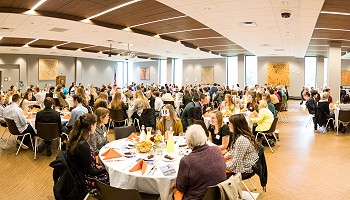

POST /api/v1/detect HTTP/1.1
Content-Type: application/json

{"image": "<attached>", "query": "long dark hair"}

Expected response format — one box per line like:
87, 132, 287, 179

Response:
20, 92, 32, 108
67, 113, 97, 154
229, 114, 258, 151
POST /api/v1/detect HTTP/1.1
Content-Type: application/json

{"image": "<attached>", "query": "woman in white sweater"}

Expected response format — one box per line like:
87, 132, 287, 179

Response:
20, 92, 38, 114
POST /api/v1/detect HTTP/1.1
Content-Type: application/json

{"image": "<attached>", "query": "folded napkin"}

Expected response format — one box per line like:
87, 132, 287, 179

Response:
127, 133, 139, 141
63, 113, 71, 119
26, 114, 35, 119
102, 148, 122, 160
129, 159, 148, 175
173, 188, 184, 200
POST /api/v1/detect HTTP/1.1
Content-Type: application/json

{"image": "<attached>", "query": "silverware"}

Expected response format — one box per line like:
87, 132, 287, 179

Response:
148, 166, 156, 175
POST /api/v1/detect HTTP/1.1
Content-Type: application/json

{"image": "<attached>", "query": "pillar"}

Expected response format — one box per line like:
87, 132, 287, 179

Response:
327, 42, 341, 102
316, 56, 324, 90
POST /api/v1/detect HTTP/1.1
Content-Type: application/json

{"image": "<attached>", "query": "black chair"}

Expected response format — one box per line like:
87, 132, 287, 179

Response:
96, 179, 145, 200
193, 119, 210, 137
139, 108, 156, 130
113, 126, 136, 140
202, 186, 221, 200
0, 122, 8, 144
274, 102, 287, 123
3, 118, 34, 155
163, 101, 175, 108
337, 110, 350, 135
255, 118, 279, 153
34, 122, 61, 159
108, 109, 127, 133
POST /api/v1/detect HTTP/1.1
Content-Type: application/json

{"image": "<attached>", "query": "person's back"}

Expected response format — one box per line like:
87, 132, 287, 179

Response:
177, 145, 226, 200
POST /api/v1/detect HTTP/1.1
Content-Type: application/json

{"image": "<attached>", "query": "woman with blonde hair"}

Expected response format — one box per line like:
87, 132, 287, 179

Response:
220, 94, 235, 111
130, 90, 150, 121
110, 92, 128, 120
208, 110, 231, 150
157, 104, 183, 136
250, 100, 274, 135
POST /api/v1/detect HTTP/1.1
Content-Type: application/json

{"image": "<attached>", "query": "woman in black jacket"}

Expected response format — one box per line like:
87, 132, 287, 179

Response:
67, 113, 109, 194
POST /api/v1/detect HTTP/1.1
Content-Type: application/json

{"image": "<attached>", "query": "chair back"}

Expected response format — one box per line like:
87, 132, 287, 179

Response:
140, 108, 156, 130
53, 98, 61, 107
266, 117, 278, 133
114, 126, 136, 140
193, 119, 210, 137
109, 109, 125, 122
36, 122, 61, 141
338, 110, 350, 122
187, 119, 194, 126
95, 180, 142, 200
164, 101, 175, 108
4, 118, 21, 135
274, 102, 282, 112
202, 186, 221, 200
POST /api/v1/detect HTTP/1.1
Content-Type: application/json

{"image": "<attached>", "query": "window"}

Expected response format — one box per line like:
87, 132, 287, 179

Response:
226, 56, 238, 89
304, 57, 317, 88
245, 55, 257, 86
159, 59, 167, 85
127, 61, 133, 85
173, 58, 183, 86
117, 62, 124, 87
324, 57, 328, 88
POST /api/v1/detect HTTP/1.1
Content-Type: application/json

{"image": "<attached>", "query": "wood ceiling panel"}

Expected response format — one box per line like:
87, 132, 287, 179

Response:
315, 14, 350, 30
312, 29, 347, 39
0, 37, 34, 46
309, 40, 330, 46
321, 0, 350, 14
29, 39, 66, 48
81, 46, 110, 53
95, 0, 182, 27
187, 38, 235, 47
161, 29, 221, 40
57, 42, 91, 50
0, 0, 38, 9
38, 0, 131, 19
307, 46, 328, 51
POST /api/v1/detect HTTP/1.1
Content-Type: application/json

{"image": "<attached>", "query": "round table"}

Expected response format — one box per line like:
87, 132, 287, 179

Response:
27, 114, 69, 133
99, 137, 189, 200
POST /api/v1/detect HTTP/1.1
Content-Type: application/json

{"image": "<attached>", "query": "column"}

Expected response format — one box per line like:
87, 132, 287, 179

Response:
316, 56, 324, 90
327, 42, 341, 102
167, 58, 173, 84
75, 57, 82, 84
237, 54, 245, 87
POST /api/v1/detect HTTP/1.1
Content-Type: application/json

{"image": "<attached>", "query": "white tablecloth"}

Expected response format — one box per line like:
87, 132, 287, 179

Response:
27, 116, 69, 133
174, 100, 182, 115
66, 98, 73, 108
100, 137, 189, 200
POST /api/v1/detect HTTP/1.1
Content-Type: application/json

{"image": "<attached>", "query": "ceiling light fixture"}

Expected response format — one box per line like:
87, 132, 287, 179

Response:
204, 7, 211, 11
281, 1, 289, 5
315, 27, 350, 32
55, 42, 70, 47
320, 11, 350, 16
86, 0, 141, 20
31, 0, 47, 11
181, 36, 224, 41
129, 15, 186, 28
24, 39, 39, 46
200, 44, 236, 48
160, 28, 210, 35
240, 22, 257, 27
80, 45, 96, 49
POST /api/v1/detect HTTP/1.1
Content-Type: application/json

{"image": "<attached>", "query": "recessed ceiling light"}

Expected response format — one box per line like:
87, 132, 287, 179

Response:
160, 28, 210, 35
181, 36, 224, 41
281, 1, 289, 5
240, 22, 257, 27
55, 42, 70, 47
24, 39, 39, 46
321, 11, 350, 16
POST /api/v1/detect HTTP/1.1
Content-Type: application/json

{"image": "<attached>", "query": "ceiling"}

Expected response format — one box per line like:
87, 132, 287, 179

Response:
0, 0, 347, 60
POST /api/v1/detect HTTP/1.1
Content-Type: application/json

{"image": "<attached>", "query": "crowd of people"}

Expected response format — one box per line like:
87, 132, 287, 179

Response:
0, 81, 283, 199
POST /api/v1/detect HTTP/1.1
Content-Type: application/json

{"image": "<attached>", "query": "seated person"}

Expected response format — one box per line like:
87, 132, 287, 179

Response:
145, 90, 155, 108
316, 92, 331, 130
5, 85, 20, 104
109, 92, 128, 121
269, 89, 279, 104
220, 94, 235, 112
94, 92, 108, 111
130, 90, 150, 122
181, 94, 209, 131
182, 89, 192, 108
3, 94, 36, 149
20, 92, 38, 114
339, 94, 350, 133
305, 90, 319, 130
45, 86, 55, 98
89, 108, 109, 157
161, 91, 175, 102
54, 85, 69, 108
35, 97, 64, 156
208, 111, 231, 151
250, 100, 274, 135
63, 94, 88, 134
176, 124, 227, 200
153, 91, 163, 116
67, 113, 109, 194
246, 95, 255, 112
33, 86, 45, 108
0, 95, 7, 126
157, 104, 183, 136
262, 93, 276, 117
225, 114, 259, 179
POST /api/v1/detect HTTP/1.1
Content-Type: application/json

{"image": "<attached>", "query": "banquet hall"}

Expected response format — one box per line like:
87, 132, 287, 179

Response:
0, 0, 350, 199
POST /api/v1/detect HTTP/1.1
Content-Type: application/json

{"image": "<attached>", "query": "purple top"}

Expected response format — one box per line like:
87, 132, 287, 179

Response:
176, 144, 227, 200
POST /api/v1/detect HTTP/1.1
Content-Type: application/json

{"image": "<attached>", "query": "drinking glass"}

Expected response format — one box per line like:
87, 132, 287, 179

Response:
146, 127, 152, 135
